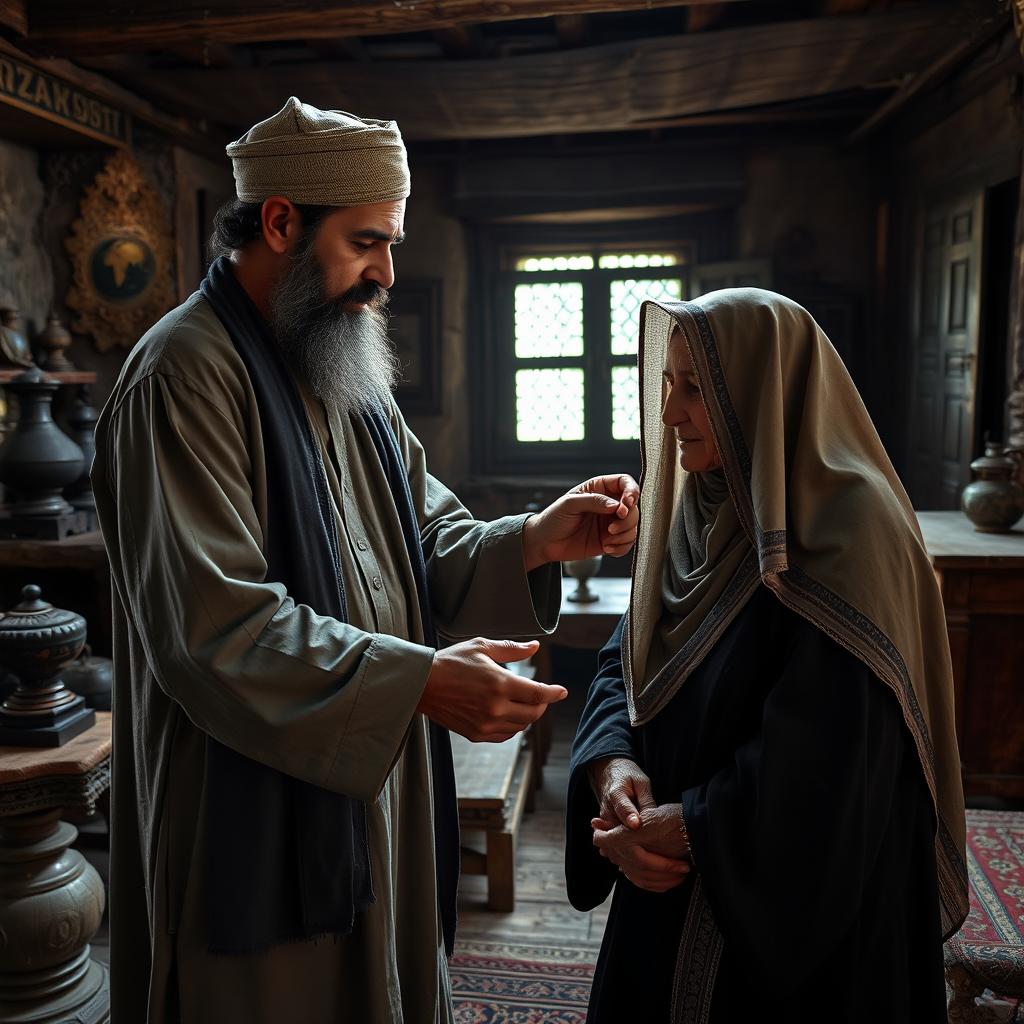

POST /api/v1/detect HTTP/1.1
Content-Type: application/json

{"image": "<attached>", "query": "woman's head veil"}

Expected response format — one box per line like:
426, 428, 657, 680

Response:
626, 288, 967, 938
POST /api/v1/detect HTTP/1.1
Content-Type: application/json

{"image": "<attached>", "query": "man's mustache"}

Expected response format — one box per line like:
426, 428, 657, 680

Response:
338, 281, 388, 308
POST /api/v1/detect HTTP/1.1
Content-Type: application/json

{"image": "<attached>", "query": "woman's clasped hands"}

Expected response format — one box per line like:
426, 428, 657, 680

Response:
586, 756, 692, 893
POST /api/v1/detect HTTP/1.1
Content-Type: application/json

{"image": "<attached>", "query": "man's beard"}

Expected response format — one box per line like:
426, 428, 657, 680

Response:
269, 229, 400, 417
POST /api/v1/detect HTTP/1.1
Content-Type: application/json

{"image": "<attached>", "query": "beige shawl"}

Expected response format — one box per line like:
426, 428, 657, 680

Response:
625, 288, 967, 939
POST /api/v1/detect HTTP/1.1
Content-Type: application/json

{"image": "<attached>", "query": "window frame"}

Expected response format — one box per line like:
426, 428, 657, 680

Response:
470, 220, 706, 479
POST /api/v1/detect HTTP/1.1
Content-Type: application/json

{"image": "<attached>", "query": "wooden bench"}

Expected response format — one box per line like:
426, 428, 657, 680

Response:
452, 729, 534, 912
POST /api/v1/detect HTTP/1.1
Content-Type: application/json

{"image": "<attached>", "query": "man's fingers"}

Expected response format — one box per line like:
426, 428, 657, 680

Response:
477, 638, 540, 664
500, 672, 567, 706
561, 492, 621, 517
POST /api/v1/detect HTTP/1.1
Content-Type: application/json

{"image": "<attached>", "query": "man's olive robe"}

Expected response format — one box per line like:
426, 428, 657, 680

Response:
92, 293, 560, 1023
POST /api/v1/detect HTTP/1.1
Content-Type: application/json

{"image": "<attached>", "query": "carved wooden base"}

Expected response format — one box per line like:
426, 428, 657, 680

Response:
0, 511, 89, 541
0, 698, 95, 748
0, 808, 109, 1023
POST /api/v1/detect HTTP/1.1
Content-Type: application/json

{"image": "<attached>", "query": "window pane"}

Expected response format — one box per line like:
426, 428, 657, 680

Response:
515, 282, 584, 358
612, 366, 640, 440
599, 253, 680, 270
610, 277, 682, 355
516, 369, 585, 441
515, 254, 594, 272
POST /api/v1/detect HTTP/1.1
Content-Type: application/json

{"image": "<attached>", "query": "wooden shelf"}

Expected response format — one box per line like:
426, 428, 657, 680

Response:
0, 368, 97, 385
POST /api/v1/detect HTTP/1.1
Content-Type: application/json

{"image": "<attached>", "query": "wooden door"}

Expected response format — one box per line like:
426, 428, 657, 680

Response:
910, 193, 984, 509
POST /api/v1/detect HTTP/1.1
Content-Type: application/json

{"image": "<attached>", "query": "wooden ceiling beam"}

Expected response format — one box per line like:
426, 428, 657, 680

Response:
0, 0, 26, 36
125, 4, 971, 142
847, 14, 1010, 143
26, 0, 750, 55
434, 26, 483, 59
0, 37, 230, 159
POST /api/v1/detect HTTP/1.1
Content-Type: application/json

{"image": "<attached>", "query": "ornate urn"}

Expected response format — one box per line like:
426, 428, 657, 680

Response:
64, 386, 98, 514
0, 584, 95, 746
0, 368, 84, 518
35, 312, 74, 372
0, 308, 33, 369
564, 555, 603, 604
961, 441, 1024, 533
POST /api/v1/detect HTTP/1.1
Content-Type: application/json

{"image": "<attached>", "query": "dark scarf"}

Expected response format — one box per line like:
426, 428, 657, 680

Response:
199, 257, 459, 955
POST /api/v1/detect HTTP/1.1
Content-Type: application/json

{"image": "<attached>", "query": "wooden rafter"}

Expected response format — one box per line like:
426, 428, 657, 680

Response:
0, 37, 229, 158
0, 0, 26, 35
118, 4, 970, 142
434, 26, 482, 59
847, 13, 1011, 143
26, 0, 749, 55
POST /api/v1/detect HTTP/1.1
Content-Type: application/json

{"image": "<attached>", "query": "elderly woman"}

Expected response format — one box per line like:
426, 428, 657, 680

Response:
565, 290, 967, 1022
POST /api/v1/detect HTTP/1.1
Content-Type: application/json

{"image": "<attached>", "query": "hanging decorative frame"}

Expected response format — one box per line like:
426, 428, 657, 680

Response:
1013, 0, 1024, 60
65, 150, 175, 351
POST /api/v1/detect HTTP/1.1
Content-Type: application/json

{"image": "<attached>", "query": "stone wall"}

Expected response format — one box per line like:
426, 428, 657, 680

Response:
395, 162, 470, 490
0, 140, 54, 334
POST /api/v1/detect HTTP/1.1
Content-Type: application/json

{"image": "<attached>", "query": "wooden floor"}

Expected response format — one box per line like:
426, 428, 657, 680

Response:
83, 690, 607, 963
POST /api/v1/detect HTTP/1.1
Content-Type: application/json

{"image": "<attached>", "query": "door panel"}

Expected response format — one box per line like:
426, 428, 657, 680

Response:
910, 192, 984, 509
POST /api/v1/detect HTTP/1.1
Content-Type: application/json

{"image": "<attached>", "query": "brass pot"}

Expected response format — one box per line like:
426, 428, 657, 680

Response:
961, 442, 1024, 533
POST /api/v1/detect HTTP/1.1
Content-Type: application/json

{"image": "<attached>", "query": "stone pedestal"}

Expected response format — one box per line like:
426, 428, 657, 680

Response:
0, 713, 111, 1024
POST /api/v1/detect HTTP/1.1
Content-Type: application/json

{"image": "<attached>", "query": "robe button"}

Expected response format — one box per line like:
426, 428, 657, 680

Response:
372, 576, 383, 590
357, 540, 368, 552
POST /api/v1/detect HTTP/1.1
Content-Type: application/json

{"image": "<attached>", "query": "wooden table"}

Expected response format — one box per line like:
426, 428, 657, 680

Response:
534, 575, 629, 682
0, 713, 111, 1024
917, 512, 1024, 801
532, 576, 629, 767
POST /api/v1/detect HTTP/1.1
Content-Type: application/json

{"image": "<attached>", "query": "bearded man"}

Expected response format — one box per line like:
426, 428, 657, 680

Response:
92, 97, 639, 1024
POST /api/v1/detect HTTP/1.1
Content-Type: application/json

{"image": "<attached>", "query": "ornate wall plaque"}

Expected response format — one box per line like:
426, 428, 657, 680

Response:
65, 151, 175, 351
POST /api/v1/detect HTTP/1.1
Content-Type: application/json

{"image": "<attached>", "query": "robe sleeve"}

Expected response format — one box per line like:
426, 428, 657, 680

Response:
681, 615, 915, 992
391, 403, 561, 641
564, 616, 637, 911
106, 372, 434, 804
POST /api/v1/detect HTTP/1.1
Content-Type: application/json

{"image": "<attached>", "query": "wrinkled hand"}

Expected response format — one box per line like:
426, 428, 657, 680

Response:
522, 474, 640, 571
586, 756, 655, 831
417, 638, 567, 743
592, 804, 691, 893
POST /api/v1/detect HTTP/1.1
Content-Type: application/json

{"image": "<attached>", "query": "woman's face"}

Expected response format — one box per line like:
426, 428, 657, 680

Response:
661, 327, 723, 473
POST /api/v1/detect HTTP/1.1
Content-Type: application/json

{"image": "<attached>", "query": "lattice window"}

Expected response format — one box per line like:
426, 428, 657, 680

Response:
505, 250, 685, 455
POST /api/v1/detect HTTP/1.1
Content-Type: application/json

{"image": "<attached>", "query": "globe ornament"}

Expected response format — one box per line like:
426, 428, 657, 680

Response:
65, 149, 175, 351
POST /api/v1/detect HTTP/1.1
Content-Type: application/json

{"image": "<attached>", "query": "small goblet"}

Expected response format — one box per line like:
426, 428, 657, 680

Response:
564, 555, 603, 604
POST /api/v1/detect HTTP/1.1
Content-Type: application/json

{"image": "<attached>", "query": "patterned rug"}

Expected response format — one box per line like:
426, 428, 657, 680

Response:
946, 809, 1024, 999
450, 940, 596, 1023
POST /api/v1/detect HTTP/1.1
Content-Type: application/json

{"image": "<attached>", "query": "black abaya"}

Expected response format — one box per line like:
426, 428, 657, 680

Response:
566, 585, 947, 1023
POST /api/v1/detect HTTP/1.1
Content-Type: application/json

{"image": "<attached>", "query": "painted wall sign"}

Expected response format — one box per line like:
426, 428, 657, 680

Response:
0, 55, 130, 147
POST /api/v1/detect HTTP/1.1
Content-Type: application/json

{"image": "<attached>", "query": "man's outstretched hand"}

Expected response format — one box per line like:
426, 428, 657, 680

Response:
417, 637, 567, 743
522, 474, 640, 571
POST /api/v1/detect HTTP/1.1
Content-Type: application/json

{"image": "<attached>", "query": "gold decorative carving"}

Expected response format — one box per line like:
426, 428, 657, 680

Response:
1013, 0, 1024, 60
65, 151, 174, 351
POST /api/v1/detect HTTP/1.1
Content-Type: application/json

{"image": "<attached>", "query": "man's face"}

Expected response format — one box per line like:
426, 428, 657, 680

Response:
268, 198, 407, 416
311, 199, 407, 308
